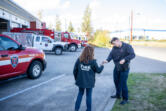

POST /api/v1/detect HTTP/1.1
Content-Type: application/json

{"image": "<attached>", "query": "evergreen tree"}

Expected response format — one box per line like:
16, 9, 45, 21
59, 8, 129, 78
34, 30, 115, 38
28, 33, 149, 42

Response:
81, 5, 93, 40
68, 21, 74, 32
55, 15, 62, 31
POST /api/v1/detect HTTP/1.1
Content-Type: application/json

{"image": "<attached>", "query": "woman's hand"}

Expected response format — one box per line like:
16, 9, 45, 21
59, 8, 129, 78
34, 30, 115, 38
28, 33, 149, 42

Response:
102, 60, 108, 65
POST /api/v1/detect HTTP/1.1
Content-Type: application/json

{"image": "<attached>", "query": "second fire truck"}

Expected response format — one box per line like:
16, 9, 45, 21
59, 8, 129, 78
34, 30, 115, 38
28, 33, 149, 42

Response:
11, 28, 82, 52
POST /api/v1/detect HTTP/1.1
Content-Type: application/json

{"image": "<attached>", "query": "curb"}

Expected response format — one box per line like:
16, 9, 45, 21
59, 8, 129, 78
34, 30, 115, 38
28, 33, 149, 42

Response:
103, 88, 116, 111
104, 98, 116, 111
96, 87, 116, 111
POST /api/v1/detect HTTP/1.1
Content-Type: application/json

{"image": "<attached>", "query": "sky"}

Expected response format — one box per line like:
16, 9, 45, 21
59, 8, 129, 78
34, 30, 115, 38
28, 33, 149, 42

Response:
13, 0, 166, 32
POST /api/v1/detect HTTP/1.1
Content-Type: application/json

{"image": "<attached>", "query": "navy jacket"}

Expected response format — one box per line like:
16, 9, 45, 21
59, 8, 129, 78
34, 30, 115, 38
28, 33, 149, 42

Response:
73, 59, 104, 88
107, 42, 135, 71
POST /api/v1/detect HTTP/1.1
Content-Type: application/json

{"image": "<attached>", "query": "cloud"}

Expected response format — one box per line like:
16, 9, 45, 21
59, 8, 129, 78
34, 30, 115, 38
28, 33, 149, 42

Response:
13, 0, 166, 31
61, 1, 71, 9
90, 0, 100, 10
14, 0, 60, 11
13, 0, 71, 27
13, 0, 70, 16
89, 0, 101, 25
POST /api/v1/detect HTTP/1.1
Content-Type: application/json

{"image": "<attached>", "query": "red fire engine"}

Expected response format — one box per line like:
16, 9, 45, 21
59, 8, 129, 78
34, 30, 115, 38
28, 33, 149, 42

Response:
11, 28, 82, 52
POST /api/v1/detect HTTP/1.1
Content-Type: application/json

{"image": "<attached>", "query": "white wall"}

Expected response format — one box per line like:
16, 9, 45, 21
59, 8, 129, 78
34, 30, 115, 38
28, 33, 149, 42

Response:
110, 30, 166, 40
0, 8, 30, 29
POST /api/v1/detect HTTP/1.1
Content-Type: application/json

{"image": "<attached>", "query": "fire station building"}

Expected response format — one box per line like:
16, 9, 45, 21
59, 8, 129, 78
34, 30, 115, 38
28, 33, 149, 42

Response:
0, 0, 45, 34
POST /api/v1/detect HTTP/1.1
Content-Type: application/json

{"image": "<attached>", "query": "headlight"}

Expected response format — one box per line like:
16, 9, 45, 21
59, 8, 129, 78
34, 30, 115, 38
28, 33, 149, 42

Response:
40, 50, 45, 59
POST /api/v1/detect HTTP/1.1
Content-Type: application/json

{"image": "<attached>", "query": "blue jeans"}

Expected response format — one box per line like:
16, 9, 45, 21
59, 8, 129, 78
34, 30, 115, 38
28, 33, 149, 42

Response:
75, 87, 93, 111
113, 67, 129, 100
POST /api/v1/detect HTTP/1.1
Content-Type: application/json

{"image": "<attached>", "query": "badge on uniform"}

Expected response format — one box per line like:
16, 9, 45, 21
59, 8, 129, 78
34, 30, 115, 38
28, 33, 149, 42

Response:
10, 55, 19, 68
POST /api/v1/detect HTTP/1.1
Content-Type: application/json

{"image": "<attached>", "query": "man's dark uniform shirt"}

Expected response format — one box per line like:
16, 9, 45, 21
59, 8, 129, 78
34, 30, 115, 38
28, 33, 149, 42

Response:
107, 42, 135, 71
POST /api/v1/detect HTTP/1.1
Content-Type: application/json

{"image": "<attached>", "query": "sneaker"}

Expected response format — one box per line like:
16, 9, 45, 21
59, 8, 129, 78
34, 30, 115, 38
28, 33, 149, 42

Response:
120, 100, 128, 105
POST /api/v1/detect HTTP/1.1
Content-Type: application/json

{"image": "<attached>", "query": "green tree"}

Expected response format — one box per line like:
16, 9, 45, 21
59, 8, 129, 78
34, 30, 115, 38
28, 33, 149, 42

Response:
92, 30, 110, 47
55, 15, 61, 31
68, 21, 74, 32
48, 23, 53, 29
81, 5, 93, 40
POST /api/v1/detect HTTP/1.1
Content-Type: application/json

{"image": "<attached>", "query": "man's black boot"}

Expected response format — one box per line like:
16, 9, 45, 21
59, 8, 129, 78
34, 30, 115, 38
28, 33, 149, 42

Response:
120, 100, 128, 105
111, 95, 121, 99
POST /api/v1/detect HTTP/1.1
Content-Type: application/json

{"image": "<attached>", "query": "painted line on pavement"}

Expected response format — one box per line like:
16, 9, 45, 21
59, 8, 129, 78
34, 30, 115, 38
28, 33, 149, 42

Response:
0, 74, 66, 102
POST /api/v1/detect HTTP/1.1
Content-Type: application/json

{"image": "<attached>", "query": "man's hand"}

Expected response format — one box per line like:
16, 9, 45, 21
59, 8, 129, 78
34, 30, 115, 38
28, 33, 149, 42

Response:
119, 59, 125, 64
102, 60, 108, 65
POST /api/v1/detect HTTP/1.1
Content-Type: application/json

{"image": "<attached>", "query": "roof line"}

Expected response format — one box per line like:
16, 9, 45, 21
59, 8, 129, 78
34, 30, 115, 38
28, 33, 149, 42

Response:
8, 0, 41, 22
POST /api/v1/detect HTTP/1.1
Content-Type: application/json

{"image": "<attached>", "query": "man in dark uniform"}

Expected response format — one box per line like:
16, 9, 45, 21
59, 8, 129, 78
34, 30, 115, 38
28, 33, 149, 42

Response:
103, 37, 135, 105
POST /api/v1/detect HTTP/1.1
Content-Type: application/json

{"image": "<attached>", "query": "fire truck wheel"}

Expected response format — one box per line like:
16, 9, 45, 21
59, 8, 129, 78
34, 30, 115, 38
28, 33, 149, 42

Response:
55, 47, 63, 55
69, 44, 77, 52
27, 61, 43, 79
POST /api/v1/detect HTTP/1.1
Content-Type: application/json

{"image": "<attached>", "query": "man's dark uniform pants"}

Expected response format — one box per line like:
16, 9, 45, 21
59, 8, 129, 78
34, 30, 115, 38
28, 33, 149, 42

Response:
113, 67, 129, 100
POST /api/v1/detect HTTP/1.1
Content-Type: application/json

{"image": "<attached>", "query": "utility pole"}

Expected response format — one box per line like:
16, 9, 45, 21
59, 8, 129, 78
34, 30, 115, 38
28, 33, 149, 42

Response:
130, 10, 133, 43
65, 18, 67, 31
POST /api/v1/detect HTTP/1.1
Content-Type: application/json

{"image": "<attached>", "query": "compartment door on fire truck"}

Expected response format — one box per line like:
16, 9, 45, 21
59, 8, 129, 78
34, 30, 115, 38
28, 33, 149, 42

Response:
34, 36, 42, 49
41, 36, 53, 51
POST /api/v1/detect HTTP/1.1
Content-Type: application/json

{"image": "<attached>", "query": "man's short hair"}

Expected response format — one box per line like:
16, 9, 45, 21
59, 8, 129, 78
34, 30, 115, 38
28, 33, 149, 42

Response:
110, 37, 119, 44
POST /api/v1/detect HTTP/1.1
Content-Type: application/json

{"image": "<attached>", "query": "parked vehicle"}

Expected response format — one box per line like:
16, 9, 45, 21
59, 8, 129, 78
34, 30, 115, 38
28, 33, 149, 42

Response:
0, 34, 47, 80
11, 28, 55, 39
74, 33, 88, 47
3, 32, 68, 55
55, 32, 81, 52
11, 28, 81, 52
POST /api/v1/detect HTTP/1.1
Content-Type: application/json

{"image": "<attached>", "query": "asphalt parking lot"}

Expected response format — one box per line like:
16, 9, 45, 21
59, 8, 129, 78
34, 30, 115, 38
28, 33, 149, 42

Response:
0, 47, 166, 111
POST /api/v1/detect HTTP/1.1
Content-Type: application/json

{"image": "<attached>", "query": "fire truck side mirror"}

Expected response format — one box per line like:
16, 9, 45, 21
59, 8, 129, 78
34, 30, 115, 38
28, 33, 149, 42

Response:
18, 44, 26, 50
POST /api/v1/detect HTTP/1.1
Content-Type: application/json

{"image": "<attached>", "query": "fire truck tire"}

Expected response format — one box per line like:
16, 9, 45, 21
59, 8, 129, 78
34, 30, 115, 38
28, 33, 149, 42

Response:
69, 44, 77, 52
27, 61, 43, 79
55, 47, 63, 55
